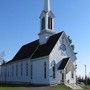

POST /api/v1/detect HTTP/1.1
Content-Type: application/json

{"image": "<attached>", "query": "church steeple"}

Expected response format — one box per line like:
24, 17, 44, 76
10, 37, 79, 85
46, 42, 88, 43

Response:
39, 0, 56, 44
44, 0, 51, 12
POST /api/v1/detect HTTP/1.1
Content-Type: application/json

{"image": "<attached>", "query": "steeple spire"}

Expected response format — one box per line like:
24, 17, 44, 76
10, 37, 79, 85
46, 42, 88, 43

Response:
44, 0, 51, 12
39, 0, 55, 44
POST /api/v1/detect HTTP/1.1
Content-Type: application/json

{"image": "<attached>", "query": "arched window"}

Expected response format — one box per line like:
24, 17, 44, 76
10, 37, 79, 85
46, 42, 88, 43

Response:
48, 17, 52, 29
12, 65, 14, 77
60, 44, 67, 56
16, 64, 18, 77
31, 64, 33, 79
21, 63, 23, 76
71, 72, 74, 78
26, 62, 28, 76
41, 17, 45, 30
8, 71, 9, 77
60, 44, 66, 51
44, 62, 47, 79
52, 61, 55, 78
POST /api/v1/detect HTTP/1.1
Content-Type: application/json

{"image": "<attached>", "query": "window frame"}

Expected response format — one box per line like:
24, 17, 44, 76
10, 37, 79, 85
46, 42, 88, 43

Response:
44, 62, 47, 79
26, 62, 28, 76
21, 63, 23, 76
31, 64, 33, 79
16, 64, 18, 77
52, 61, 56, 79
48, 17, 52, 29
41, 17, 45, 30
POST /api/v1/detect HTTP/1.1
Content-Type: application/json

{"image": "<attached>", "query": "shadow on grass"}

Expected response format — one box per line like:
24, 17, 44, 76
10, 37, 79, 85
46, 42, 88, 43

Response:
0, 83, 49, 87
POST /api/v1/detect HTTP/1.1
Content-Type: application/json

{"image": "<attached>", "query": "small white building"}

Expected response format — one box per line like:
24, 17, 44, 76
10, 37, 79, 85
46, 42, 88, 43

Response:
0, 0, 77, 86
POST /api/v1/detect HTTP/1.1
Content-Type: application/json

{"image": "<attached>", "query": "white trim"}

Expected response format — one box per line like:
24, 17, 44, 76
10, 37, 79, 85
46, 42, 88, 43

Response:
31, 56, 49, 62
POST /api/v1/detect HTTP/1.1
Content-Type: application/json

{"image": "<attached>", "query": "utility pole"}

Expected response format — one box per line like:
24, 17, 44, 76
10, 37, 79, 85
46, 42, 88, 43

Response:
84, 65, 87, 85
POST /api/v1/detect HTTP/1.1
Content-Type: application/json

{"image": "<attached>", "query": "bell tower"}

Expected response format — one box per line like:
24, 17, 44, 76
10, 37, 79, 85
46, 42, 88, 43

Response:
39, 0, 56, 44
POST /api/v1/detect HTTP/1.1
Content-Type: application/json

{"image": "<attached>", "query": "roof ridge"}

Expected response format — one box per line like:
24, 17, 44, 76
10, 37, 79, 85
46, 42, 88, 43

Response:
4, 31, 64, 64
23, 39, 39, 47
58, 57, 69, 70
30, 44, 40, 59
31, 31, 63, 59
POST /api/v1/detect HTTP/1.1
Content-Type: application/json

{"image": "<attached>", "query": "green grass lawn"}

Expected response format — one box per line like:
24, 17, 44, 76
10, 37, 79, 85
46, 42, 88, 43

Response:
0, 84, 90, 90
0, 84, 71, 90
54, 85, 90, 90
0, 87, 18, 90
83, 85, 90, 90
53, 84, 72, 90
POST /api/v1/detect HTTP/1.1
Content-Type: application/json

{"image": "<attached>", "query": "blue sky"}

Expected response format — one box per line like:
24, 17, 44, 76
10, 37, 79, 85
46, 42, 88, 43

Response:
0, 0, 90, 77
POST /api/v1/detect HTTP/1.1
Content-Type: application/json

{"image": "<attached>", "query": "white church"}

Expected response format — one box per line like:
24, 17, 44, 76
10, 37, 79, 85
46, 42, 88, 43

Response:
0, 0, 77, 86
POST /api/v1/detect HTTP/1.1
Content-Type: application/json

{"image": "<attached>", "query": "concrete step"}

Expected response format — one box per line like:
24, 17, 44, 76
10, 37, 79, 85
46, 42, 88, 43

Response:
65, 83, 83, 90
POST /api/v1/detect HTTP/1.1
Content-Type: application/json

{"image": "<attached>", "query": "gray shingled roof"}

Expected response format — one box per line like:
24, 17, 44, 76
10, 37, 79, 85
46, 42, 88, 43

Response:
5, 31, 63, 65
58, 58, 69, 70
31, 32, 63, 59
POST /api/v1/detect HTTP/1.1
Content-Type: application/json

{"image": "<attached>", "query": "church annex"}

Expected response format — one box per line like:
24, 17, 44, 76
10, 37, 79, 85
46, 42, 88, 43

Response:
0, 0, 77, 85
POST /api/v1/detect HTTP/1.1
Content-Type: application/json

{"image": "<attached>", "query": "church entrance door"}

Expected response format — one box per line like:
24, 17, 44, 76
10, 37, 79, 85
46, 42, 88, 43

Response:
62, 73, 64, 83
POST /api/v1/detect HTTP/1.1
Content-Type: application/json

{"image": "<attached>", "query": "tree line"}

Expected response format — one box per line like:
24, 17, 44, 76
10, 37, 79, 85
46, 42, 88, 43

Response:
77, 76, 90, 85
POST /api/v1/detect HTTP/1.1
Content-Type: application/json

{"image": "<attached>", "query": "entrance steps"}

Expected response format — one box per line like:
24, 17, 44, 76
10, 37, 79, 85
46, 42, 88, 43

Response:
65, 83, 83, 90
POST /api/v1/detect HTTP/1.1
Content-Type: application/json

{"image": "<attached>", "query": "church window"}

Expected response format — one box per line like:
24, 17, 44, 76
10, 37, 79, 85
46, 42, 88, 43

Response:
4, 66, 7, 77
52, 62, 56, 78
4, 71, 6, 79
60, 44, 66, 51
21, 63, 23, 76
62, 73, 64, 80
60, 44, 67, 56
72, 72, 74, 78
48, 17, 52, 29
8, 71, 9, 77
44, 62, 47, 79
26, 62, 28, 76
12, 65, 14, 77
16, 64, 18, 77
31, 64, 33, 79
41, 17, 45, 30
